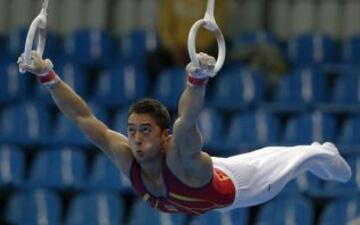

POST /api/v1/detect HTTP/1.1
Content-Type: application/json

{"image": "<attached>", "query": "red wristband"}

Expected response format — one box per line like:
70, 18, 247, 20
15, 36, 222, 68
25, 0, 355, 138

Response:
187, 75, 209, 86
38, 71, 60, 86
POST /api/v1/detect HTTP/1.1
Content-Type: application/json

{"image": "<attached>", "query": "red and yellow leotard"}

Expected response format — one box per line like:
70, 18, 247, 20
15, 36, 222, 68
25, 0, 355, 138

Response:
129, 159, 235, 215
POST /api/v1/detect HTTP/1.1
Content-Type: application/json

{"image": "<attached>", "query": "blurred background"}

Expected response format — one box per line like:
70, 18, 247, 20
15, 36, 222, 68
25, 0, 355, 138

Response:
1, 0, 360, 224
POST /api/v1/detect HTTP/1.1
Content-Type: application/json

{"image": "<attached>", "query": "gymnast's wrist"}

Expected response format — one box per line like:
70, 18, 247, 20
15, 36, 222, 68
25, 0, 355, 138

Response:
187, 73, 209, 86
38, 70, 61, 87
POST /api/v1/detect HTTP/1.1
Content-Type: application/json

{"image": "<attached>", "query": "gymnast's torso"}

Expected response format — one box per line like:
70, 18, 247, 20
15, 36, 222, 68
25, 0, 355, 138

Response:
129, 159, 236, 215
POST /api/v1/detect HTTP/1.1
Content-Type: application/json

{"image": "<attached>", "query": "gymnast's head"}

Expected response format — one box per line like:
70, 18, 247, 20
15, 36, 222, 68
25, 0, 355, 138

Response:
127, 98, 171, 160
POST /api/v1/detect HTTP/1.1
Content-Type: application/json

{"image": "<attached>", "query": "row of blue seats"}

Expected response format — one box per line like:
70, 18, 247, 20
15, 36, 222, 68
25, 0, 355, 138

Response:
200, 109, 360, 154
2, 188, 245, 225
233, 31, 360, 66
256, 197, 360, 225
0, 145, 130, 192
2, 189, 360, 225
3, 29, 360, 67
4, 190, 126, 225
2, 62, 360, 112
0, 145, 359, 198
2, 102, 360, 153
1, 29, 158, 67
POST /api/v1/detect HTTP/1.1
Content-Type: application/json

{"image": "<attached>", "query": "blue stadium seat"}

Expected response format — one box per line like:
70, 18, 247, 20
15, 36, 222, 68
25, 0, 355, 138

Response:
342, 35, 360, 64
7, 28, 28, 58
0, 145, 24, 188
270, 68, 327, 111
0, 37, 7, 63
47, 103, 108, 147
231, 30, 279, 48
128, 200, 185, 225
328, 71, 360, 111
198, 108, 225, 153
339, 115, 360, 151
225, 111, 280, 153
63, 30, 113, 67
319, 198, 360, 225
0, 62, 30, 104
288, 33, 337, 67
153, 66, 186, 111
209, 66, 265, 110
112, 109, 128, 135
93, 64, 148, 107
35, 63, 89, 104
65, 192, 124, 225
117, 29, 159, 66
283, 111, 336, 145
5, 189, 62, 225
87, 154, 124, 192
256, 197, 314, 225
28, 147, 86, 191
307, 156, 357, 197
48, 114, 90, 146
0, 103, 50, 145
189, 208, 248, 225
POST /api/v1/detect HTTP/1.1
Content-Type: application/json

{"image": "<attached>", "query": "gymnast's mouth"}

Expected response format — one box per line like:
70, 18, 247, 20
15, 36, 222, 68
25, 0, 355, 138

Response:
135, 150, 144, 156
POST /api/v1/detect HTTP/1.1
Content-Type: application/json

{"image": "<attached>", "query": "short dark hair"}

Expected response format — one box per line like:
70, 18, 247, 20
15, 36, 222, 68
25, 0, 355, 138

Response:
128, 98, 171, 131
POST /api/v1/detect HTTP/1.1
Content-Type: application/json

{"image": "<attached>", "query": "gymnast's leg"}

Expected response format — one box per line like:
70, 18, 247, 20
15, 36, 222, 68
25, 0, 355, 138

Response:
213, 142, 351, 210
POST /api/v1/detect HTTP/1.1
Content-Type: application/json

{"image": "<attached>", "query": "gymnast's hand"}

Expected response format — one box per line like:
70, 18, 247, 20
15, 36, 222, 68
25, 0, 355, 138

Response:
186, 52, 216, 83
17, 51, 53, 76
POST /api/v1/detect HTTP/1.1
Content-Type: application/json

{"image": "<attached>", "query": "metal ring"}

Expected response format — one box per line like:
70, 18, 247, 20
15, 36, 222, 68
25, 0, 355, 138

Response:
19, 9, 47, 74
187, 19, 226, 76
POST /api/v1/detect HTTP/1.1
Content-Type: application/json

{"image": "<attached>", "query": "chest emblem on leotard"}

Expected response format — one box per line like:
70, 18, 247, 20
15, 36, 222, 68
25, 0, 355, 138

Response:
216, 171, 230, 181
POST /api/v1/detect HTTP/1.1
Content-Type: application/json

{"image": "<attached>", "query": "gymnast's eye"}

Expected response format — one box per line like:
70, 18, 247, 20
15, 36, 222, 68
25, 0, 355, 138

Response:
127, 127, 136, 136
141, 127, 151, 135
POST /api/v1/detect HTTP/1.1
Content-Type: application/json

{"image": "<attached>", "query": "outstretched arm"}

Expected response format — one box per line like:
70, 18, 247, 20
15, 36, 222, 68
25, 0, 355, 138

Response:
48, 80, 129, 152
17, 52, 132, 171
173, 53, 216, 161
177, 79, 206, 129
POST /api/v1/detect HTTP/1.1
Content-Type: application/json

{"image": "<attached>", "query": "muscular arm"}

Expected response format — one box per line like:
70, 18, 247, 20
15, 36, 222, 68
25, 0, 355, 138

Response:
47, 78, 131, 165
173, 83, 206, 160
172, 53, 216, 162
17, 51, 132, 173
177, 84, 206, 129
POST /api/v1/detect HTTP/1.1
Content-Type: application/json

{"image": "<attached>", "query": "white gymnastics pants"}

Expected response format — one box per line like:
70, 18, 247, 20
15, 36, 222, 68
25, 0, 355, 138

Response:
212, 142, 352, 211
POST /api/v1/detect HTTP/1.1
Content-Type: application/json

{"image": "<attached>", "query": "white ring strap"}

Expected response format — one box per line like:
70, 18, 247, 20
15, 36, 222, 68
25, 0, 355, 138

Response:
187, 0, 226, 76
19, 0, 49, 74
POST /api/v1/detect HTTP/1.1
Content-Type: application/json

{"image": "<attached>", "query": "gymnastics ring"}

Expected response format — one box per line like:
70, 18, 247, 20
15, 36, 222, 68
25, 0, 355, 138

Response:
19, 0, 49, 74
187, 0, 225, 76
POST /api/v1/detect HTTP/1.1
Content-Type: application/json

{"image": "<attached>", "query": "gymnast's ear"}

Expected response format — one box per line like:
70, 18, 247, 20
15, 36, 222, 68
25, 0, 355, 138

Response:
161, 129, 171, 139
161, 129, 171, 143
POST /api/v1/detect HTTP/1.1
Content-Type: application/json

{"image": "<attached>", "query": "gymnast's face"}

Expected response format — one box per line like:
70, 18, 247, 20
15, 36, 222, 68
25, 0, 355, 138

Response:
127, 113, 169, 162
